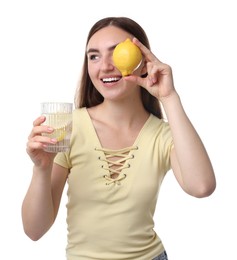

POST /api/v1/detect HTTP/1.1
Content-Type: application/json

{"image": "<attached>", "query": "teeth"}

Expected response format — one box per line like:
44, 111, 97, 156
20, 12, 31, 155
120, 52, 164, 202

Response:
102, 77, 120, 82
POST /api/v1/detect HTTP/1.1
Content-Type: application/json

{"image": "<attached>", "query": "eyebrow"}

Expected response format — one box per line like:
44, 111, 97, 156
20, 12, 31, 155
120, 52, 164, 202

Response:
86, 44, 118, 54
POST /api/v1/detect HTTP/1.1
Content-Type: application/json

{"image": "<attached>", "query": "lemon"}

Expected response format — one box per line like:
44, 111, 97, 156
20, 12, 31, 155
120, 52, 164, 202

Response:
43, 126, 66, 141
113, 38, 142, 76
54, 127, 67, 141
43, 113, 71, 142
43, 127, 66, 141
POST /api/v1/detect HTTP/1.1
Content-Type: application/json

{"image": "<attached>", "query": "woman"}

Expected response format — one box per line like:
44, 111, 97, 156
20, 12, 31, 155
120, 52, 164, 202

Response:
22, 17, 216, 260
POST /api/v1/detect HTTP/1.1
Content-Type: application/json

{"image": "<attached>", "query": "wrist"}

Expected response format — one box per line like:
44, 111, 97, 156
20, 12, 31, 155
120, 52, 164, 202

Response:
33, 164, 53, 177
159, 90, 180, 105
159, 91, 185, 121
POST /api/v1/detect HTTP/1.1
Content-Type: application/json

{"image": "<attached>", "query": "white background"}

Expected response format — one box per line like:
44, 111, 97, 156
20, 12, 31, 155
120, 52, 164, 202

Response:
0, 0, 236, 259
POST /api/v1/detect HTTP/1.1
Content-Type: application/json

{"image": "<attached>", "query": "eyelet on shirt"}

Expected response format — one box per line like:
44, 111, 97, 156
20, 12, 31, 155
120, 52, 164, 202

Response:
95, 146, 137, 185
104, 173, 127, 185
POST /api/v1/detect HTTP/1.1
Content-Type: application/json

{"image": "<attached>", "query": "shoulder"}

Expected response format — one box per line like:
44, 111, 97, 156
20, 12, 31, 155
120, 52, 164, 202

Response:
73, 107, 87, 115
149, 114, 170, 131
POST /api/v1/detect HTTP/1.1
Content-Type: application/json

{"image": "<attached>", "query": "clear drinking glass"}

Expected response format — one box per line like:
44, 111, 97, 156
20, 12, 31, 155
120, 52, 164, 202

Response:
41, 102, 73, 153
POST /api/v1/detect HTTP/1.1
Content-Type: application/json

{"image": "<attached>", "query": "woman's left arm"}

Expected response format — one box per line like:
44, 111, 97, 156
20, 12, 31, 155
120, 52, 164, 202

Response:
126, 38, 216, 197
161, 91, 216, 198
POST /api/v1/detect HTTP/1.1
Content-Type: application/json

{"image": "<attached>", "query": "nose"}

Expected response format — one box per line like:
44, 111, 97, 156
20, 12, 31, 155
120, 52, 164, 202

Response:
101, 56, 115, 71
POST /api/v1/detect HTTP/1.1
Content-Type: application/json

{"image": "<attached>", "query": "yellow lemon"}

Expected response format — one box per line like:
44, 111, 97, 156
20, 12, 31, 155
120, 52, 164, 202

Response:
44, 126, 66, 141
113, 38, 142, 76
43, 127, 66, 141
43, 113, 71, 142
54, 127, 67, 141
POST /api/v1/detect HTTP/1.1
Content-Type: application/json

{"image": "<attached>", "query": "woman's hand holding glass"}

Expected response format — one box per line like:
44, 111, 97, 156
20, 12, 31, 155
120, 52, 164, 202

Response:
26, 116, 57, 169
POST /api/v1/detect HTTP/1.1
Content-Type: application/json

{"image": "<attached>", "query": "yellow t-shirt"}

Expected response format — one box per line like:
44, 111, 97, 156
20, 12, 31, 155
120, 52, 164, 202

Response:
54, 107, 173, 260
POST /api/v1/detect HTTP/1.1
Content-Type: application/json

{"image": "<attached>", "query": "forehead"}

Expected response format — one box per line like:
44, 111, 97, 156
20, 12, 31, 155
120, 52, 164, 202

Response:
87, 26, 133, 51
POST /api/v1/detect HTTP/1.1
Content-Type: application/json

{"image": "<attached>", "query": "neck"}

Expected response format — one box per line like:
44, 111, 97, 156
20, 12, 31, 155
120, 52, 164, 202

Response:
102, 99, 148, 125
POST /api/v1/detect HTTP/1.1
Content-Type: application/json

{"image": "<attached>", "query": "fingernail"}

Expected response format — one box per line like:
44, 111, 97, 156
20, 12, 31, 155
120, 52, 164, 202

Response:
152, 78, 157, 84
50, 138, 57, 143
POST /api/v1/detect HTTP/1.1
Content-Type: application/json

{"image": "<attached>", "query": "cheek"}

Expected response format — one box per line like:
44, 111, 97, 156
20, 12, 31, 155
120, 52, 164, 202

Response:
87, 64, 93, 78
88, 63, 99, 80
88, 65, 99, 89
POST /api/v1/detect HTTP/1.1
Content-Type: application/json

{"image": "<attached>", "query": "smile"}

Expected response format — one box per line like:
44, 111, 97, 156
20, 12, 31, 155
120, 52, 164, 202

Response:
101, 77, 121, 83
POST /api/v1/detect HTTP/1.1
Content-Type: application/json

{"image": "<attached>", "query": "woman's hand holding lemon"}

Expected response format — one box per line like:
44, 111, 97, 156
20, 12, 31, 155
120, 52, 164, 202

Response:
123, 38, 176, 101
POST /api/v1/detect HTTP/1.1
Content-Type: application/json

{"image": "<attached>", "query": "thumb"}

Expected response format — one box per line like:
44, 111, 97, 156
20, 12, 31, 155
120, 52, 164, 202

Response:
124, 74, 146, 87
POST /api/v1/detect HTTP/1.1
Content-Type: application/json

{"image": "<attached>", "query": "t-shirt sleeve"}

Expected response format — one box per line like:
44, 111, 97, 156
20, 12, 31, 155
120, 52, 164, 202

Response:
54, 151, 72, 169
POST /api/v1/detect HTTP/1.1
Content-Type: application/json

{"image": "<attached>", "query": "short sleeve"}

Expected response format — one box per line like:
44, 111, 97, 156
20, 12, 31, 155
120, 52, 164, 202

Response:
54, 151, 72, 169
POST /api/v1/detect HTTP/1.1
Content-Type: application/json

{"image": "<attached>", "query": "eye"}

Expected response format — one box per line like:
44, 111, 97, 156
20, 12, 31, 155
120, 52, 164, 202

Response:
88, 54, 99, 61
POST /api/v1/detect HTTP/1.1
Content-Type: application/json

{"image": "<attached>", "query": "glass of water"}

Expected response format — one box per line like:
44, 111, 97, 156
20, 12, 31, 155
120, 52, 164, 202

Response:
41, 102, 73, 153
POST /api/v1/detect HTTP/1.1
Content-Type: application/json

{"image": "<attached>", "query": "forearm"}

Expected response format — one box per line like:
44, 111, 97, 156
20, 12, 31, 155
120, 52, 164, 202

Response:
161, 91, 216, 196
22, 165, 55, 240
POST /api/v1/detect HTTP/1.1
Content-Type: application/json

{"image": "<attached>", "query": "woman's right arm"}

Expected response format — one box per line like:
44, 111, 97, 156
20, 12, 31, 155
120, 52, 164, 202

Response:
21, 116, 68, 241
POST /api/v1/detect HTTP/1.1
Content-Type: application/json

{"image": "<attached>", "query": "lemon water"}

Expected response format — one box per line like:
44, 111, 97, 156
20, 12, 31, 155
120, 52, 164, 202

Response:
42, 113, 72, 153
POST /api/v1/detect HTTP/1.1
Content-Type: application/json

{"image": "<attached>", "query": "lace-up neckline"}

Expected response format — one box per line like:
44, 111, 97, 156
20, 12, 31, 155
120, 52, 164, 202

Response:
95, 146, 138, 185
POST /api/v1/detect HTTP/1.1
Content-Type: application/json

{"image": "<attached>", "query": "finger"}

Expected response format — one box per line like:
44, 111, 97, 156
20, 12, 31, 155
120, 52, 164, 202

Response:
145, 62, 158, 86
31, 134, 57, 144
28, 125, 54, 140
124, 74, 147, 87
133, 38, 162, 63
124, 74, 156, 90
26, 140, 45, 153
27, 135, 57, 153
33, 116, 46, 127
